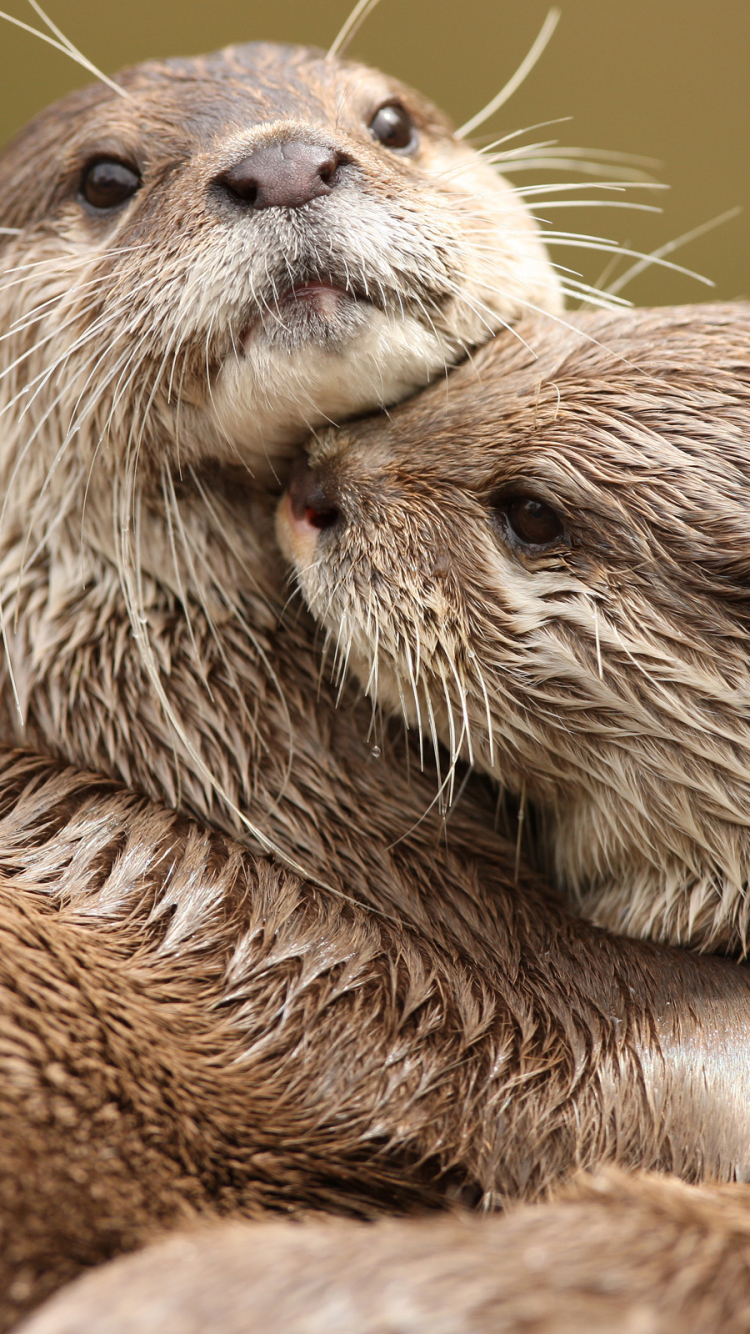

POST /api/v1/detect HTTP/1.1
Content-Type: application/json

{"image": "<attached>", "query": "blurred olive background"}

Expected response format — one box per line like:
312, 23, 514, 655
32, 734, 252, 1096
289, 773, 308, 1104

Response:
0, 0, 747, 305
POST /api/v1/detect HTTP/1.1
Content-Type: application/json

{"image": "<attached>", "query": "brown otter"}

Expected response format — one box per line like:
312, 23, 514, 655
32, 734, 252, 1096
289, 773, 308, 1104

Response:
279, 302, 750, 955
0, 37, 561, 849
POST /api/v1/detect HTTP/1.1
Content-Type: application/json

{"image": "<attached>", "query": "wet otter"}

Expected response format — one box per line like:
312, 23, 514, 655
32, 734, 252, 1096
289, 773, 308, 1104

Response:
0, 37, 561, 847
280, 302, 750, 955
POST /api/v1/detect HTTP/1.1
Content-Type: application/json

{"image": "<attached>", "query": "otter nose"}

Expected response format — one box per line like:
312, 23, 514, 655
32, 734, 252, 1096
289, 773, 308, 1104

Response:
218, 140, 345, 210
287, 455, 341, 531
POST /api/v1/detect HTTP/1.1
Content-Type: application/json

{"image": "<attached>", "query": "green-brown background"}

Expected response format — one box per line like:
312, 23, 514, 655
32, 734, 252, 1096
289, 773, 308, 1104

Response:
1, 0, 747, 306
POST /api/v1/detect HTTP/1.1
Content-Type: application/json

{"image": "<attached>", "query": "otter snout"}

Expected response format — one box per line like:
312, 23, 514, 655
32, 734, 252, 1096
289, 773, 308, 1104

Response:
277, 455, 342, 567
217, 139, 348, 211
288, 455, 341, 530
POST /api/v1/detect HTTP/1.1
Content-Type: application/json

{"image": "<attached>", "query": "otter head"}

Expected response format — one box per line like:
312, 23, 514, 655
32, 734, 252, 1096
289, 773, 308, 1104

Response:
0, 41, 559, 485
279, 304, 750, 955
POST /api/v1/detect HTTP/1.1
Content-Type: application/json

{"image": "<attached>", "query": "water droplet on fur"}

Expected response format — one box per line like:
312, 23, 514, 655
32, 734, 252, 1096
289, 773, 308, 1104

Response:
371, 745, 381, 759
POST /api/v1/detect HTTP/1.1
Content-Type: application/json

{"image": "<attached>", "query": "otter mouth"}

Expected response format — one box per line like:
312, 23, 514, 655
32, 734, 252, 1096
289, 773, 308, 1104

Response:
240, 273, 379, 352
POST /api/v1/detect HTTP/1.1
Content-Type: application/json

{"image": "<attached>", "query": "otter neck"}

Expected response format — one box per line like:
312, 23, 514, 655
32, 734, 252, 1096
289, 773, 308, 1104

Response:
0, 469, 289, 837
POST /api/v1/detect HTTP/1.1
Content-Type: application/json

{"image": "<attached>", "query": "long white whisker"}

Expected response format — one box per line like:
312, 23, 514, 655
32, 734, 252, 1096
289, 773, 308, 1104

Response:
539, 234, 714, 287
607, 207, 742, 296
328, 0, 382, 60
0, 6, 126, 96
457, 8, 561, 139
515, 181, 666, 198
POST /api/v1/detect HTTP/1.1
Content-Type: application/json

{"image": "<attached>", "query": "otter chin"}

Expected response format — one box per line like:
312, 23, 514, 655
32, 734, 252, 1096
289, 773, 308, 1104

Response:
280, 303, 750, 956
242, 281, 356, 348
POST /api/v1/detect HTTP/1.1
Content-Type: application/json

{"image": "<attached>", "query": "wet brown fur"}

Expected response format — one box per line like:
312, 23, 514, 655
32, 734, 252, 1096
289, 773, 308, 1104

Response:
0, 748, 748, 1326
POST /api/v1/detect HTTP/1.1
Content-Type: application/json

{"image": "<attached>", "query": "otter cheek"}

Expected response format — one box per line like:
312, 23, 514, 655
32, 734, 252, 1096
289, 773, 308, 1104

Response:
275, 491, 320, 570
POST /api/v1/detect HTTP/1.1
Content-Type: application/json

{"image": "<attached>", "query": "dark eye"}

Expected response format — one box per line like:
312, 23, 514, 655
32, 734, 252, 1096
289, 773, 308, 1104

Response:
369, 103, 418, 153
496, 494, 566, 548
80, 159, 141, 211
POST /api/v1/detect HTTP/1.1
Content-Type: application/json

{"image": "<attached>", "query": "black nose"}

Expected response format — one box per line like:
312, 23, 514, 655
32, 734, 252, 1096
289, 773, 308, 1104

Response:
288, 455, 341, 530
218, 139, 346, 210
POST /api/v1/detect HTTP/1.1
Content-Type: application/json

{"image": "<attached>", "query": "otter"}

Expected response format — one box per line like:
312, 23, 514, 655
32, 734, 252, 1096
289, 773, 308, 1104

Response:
0, 37, 562, 845
279, 301, 750, 955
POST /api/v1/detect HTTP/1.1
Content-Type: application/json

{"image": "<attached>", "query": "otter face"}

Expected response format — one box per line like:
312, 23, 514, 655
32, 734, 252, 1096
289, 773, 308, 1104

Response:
0, 41, 559, 481
279, 304, 750, 954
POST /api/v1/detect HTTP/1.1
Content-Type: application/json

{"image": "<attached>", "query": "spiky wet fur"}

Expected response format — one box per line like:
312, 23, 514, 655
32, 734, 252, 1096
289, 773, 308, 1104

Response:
287, 304, 750, 955
1, 749, 750, 1330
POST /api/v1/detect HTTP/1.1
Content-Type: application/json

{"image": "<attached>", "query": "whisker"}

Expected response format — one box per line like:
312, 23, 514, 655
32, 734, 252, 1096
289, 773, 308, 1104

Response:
457, 8, 560, 139
515, 182, 667, 198
328, 0, 383, 61
606, 207, 742, 296
538, 233, 714, 287
528, 201, 662, 212
0, 4, 126, 96
514, 783, 527, 885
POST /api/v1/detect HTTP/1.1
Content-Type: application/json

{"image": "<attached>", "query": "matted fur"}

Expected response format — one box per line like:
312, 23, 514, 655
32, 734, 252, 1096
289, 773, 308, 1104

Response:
0, 750, 747, 1328
284, 303, 750, 954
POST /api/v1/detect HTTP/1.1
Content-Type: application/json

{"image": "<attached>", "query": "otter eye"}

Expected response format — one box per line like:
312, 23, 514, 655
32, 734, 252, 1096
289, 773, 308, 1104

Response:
369, 103, 418, 153
495, 495, 566, 549
80, 160, 141, 211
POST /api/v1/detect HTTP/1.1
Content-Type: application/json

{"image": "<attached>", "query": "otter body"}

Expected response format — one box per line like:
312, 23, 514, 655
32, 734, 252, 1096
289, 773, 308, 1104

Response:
21, 1175, 750, 1334
0, 749, 748, 1328
281, 302, 750, 955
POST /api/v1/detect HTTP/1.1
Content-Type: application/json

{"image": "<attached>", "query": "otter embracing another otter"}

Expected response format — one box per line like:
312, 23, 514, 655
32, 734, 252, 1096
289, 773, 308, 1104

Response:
1, 25, 749, 1334
0, 35, 559, 833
